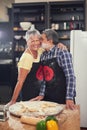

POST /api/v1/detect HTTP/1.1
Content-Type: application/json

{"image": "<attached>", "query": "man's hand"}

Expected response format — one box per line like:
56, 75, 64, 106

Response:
66, 99, 77, 110
58, 43, 67, 50
29, 96, 44, 101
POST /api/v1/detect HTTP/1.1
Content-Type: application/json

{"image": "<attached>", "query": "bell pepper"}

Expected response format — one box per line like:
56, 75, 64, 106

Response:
46, 115, 58, 122
46, 119, 59, 130
36, 120, 46, 130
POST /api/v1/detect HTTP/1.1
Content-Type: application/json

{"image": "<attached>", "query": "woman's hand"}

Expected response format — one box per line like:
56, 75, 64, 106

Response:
58, 43, 68, 50
29, 96, 44, 101
66, 99, 77, 110
5, 100, 16, 110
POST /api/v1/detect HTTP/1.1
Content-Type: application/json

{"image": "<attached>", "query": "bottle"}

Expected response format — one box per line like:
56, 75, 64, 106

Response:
41, 13, 44, 21
15, 42, 19, 51
70, 22, 74, 30
66, 23, 69, 29
80, 23, 84, 30
64, 22, 66, 30
76, 23, 79, 30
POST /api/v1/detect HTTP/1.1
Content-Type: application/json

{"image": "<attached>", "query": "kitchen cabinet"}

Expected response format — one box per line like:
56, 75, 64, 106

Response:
11, 1, 85, 96
12, 2, 48, 32
49, 1, 85, 50
12, 1, 85, 53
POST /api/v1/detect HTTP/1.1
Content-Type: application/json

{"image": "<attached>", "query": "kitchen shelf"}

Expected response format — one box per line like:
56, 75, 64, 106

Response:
59, 37, 70, 40
12, 3, 47, 34
12, 1, 85, 61
49, 1, 85, 50
51, 20, 84, 23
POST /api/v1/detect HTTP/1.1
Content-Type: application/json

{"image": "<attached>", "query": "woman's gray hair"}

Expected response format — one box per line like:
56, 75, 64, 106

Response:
42, 29, 59, 45
25, 29, 41, 42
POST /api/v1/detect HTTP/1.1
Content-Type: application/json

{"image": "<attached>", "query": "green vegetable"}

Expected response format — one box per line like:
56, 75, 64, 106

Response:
36, 120, 46, 130
46, 115, 58, 122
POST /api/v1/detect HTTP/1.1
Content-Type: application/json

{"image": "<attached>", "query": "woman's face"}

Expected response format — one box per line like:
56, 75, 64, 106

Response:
27, 34, 41, 51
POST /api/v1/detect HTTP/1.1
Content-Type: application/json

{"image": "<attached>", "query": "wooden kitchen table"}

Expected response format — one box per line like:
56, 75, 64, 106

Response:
0, 105, 80, 130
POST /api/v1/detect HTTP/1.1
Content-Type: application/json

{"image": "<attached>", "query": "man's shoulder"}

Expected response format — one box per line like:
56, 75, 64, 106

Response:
55, 46, 71, 56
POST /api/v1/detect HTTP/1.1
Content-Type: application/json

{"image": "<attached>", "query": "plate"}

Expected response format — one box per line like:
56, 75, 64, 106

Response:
9, 101, 64, 117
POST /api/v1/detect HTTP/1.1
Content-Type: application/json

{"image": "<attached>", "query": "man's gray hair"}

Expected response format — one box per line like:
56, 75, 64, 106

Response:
42, 29, 59, 45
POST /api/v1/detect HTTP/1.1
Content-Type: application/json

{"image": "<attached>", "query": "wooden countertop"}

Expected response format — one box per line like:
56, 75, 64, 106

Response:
0, 105, 80, 130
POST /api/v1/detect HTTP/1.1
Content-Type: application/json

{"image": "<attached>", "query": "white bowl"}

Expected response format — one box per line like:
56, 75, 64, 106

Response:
14, 35, 21, 40
20, 22, 32, 30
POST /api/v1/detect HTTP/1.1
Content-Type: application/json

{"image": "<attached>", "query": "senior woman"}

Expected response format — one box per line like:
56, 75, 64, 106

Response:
6, 28, 67, 106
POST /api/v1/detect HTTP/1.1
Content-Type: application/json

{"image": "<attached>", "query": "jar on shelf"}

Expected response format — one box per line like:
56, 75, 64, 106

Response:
51, 23, 55, 30
55, 24, 59, 30
76, 15, 80, 20
71, 16, 75, 21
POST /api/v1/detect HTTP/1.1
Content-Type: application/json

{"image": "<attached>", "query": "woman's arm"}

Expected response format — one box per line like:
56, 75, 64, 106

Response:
6, 68, 29, 106
58, 43, 68, 50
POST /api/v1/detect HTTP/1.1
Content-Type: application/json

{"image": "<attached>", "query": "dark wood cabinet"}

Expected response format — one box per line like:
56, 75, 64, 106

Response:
0, 1, 85, 104
12, 1, 85, 55
11, 0, 85, 84
12, 2, 48, 32
49, 1, 85, 50
11, 1, 86, 75
11, 0, 85, 91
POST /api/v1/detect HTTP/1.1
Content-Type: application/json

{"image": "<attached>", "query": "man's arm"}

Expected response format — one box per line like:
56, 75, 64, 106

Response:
57, 43, 68, 50
58, 50, 76, 109
30, 80, 46, 101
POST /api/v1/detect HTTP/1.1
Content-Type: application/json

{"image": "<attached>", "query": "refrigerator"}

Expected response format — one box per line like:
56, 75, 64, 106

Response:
70, 30, 87, 128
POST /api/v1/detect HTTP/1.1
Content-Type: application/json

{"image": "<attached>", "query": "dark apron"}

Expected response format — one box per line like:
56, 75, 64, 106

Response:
21, 62, 42, 101
41, 58, 66, 104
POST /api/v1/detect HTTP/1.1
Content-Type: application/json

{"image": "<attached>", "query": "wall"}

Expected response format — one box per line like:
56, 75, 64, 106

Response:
0, 0, 14, 22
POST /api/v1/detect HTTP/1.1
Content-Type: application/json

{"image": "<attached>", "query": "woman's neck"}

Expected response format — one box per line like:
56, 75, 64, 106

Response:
27, 48, 38, 59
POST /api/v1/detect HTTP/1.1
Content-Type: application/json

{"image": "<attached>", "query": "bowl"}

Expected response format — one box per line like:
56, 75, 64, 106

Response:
14, 35, 21, 40
20, 22, 32, 30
